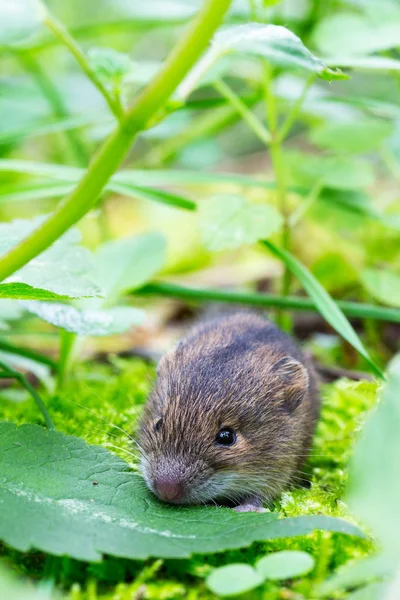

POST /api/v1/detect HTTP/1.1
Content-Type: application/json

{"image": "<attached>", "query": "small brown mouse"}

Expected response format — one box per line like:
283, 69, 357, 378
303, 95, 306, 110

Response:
139, 312, 320, 512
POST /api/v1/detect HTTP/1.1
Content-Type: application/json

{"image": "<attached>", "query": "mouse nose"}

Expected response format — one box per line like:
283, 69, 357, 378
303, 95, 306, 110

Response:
154, 477, 185, 503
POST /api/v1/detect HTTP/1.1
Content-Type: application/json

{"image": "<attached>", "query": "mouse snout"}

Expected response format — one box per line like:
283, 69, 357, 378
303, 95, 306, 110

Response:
154, 476, 185, 503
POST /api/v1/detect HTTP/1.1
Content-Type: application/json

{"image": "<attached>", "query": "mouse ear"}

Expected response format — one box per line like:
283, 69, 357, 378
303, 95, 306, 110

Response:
271, 356, 309, 412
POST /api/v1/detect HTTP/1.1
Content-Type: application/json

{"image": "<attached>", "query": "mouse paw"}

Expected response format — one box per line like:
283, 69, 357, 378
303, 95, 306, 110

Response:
233, 500, 266, 513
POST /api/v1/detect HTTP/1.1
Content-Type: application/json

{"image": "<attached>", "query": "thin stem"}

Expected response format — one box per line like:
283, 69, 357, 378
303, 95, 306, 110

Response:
289, 180, 323, 227
214, 79, 271, 145
264, 63, 292, 329
136, 281, 400, 323
0, 0, 233, 284
278, 74, 316, 143
0, 360, 55, 429
17, 52, 89, 166
0, 338, 58, 370
57, 330, 77, 389
43, 11, 124, 120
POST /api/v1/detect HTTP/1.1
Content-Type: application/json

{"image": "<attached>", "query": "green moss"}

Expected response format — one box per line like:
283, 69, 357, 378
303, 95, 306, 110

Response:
0, 360, 379, 599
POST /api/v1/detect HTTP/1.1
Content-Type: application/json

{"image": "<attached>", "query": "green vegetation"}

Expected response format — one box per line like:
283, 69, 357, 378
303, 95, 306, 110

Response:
1, 0, 400, 597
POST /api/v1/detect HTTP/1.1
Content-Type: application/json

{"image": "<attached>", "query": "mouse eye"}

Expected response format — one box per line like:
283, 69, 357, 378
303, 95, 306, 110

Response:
215, 427, 236, 446
154, 418, 163, 432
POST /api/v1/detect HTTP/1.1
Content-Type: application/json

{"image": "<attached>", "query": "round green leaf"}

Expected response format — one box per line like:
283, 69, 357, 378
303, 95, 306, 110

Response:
20, 301, 145, 336
0, 0, 44, 46
199, 194, 283, 252
206, 564, 264, 597
361, 268, 400, 309
256, 550, 315, 580
310, 120, 393, 154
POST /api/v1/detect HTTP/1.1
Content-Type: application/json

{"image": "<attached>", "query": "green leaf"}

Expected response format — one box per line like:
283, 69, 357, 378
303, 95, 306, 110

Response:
0, 283, 88, 301
93, 232, 166, 301
0, 563, 57, 600
200, 195, 283, 251
206, 564, 263, 597
312, 12, 400, 56
317, 554, 392, 597
288, 153, 375, 190
255, 550, 315, 580
0, 0, 44, 46
0, 423, 364, 562
262, 241, 383, 378
20, 302, 144, 336
310, 119, 394, 154
0, 181, 75, 205
211, 24, 346, 80
320, 190, 379, 219
326, 56, 400, 73
87, 47, 133, 83
348, 355, 400, 554
0, 217, 100, 299
348, 583, 389, 600
361, 268, 400, 308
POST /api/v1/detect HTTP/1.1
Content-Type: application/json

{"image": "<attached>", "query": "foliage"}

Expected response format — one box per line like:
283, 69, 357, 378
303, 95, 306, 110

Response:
1, 0, 400, 597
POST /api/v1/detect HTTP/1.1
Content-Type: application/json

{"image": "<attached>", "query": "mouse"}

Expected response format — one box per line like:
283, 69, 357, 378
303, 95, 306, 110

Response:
138, 311, 320, 512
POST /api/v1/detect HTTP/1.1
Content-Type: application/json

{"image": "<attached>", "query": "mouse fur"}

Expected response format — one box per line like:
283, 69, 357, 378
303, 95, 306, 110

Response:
138, 311, 320, 512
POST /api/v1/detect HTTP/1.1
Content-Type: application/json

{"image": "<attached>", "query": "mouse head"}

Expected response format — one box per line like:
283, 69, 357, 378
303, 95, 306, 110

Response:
138, 349, 309, 506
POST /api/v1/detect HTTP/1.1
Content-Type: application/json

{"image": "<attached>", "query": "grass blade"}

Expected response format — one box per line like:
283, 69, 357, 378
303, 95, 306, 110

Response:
262, 241, 384, 378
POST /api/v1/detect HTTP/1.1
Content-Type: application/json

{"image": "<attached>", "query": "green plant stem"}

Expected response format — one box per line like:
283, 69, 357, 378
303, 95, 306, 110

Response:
0, 360, 55, 429
17, 52, 89, 166
142, 94, 261, 166
278, 74, 316, 143
289, 180, 323, 226
0, 0, 233, 284
137, 281, 400, 323
264, 64, 292, 330
43, 11, 124, 120
57, 330, 77, 389
0, 339, 57, 370
214, 79, 272, 145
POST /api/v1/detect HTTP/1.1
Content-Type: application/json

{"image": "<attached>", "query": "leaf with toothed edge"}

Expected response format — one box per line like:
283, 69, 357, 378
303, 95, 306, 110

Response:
0, 423, 365, 562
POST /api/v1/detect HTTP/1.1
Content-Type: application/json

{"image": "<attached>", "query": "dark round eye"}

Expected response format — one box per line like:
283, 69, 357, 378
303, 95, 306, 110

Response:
215, 427, 236, 446
154, 418, 163, 432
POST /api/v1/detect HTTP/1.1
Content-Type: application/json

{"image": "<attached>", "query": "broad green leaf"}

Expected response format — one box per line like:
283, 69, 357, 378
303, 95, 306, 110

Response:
288, 153, 375, 190
361, 269, 400, 308
311, 120, 394, 154
312, 13, 400, 56
317, 554, 392, 597
0, 217, 100, 299
348, 355, 400, 554
255, 550, 315, 580
87, 47, 133, 84
0, 283, 83, 301
206, 564, 263, 597
0, 423, 364, 561
199, 195, 283, 251
20, 302, 144, 336
94, 232, 166, 301
262, 241, 383, 378
0, 0, 44, 46
211, 24, 346, 80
